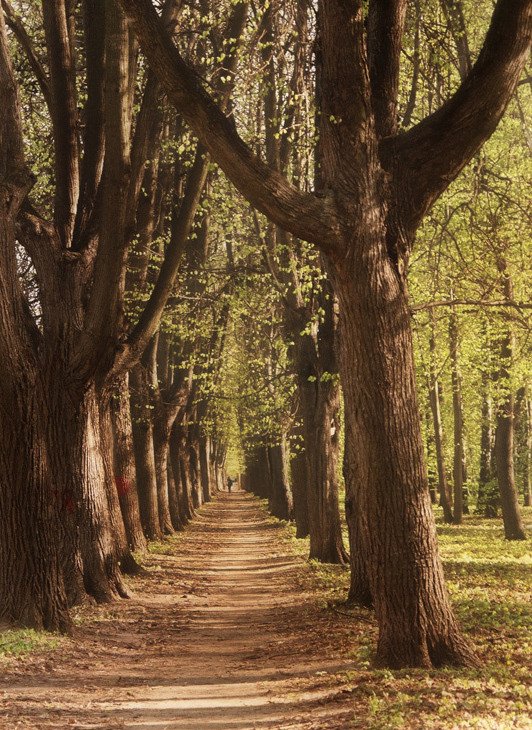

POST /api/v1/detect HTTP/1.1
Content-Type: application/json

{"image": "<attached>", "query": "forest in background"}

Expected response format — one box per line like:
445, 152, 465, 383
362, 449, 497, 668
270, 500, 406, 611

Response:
0, 0, 531, 671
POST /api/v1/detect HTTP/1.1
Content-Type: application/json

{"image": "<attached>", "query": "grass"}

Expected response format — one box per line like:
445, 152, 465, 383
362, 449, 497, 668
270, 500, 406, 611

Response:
288, 505, 532, 729
0, 629, 62, 658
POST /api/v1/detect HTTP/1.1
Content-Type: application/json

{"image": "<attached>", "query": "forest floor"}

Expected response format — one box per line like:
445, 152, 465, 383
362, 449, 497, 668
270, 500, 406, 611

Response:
1, 492, 532, 730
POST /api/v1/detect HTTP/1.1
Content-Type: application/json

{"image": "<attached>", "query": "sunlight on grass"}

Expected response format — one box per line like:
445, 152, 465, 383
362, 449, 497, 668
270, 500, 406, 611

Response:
285, 505, 532, 730
0, 629, 61, 658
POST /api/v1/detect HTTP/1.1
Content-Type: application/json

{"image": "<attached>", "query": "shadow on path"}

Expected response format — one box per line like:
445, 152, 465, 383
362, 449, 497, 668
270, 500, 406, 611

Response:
1, 492, 356, 729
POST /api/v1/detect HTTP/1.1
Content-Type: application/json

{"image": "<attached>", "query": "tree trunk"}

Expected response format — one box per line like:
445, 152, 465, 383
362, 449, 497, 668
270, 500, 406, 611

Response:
298, 376, 348, 563
0, 380, 72, 632
110, 372, 147, 552
152, 398, 176, 536
99, 391, 140, 576
75, 383, 129, 602
449, 308, 464, 525
290, 429, 310, 538
245, 446, 272, 500
494, 268, 527, 540
267, 440, 294, 521
199, 435, 213, 503
130, 363, 162, 540
477, 368, 495, 513
334, 260, 477, 669
428, 311, 453, 523
525, 397, 532, 507
343, 426, 373, 608
167, 456, 185, 530
495, 333, 527, 540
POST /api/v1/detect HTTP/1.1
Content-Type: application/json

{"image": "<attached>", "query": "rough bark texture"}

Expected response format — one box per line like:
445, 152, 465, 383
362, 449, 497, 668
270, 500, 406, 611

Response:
130, 363, 163, 541
111, 373, 148, 553
267, 441, 294, 522
0, 12, 71, 631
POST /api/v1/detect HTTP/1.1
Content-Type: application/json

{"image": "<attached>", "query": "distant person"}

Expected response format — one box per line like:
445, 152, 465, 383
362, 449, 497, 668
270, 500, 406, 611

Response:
227, 476, 233, 492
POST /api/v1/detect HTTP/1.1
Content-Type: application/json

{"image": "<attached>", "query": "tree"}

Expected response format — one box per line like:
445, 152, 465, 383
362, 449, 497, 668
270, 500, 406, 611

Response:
119, 0, 532, 668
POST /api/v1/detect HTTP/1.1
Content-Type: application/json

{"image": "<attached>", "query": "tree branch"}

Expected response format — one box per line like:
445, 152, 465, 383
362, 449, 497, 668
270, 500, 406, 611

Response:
119, 0, 340, 252
386, 0, 532, 238
1, 0, 52, 107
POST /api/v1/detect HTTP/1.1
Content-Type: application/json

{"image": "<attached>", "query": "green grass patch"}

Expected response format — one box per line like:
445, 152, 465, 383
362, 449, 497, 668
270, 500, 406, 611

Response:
0, 629, 61, 658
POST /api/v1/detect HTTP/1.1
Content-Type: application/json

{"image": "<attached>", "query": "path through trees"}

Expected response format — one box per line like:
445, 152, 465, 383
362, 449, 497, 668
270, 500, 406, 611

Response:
0, 493, 357, 729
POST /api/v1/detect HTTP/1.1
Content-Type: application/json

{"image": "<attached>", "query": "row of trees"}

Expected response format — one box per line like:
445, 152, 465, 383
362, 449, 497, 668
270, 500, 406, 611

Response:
1, 0, 531, 670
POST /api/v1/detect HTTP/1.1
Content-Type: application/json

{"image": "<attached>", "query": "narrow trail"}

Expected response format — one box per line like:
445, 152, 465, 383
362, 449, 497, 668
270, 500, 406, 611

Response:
1, 492, 357, 729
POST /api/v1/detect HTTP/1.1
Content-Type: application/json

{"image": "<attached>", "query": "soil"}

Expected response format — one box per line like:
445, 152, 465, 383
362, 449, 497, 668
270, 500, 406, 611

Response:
0, 491, 361, 729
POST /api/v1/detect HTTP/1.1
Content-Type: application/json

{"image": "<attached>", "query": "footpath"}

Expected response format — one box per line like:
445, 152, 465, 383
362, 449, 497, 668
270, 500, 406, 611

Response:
1, 491, 356, 729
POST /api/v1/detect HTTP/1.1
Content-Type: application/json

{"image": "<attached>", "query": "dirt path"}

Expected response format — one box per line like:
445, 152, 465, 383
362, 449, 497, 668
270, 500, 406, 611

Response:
1, 492, 357, 729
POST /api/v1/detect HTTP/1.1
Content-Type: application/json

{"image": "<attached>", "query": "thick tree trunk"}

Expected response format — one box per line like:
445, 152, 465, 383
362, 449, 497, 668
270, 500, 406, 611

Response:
110, 372, 147, 552
0, 382, 72, 632
298, 377, 348, 563
75, 384, 129, 602
267, 440, 294, 521
130, 363, 162, 540
99, 391, 141, 576
343, 427, 373, 608
334, 260, 477, 669
290, 430, 310, 538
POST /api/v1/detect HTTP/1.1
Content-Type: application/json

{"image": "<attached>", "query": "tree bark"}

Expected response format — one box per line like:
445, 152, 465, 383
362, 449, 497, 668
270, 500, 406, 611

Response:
130, 362, 162, 540
111, 372, 148, 552
267, 440, 294, 521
